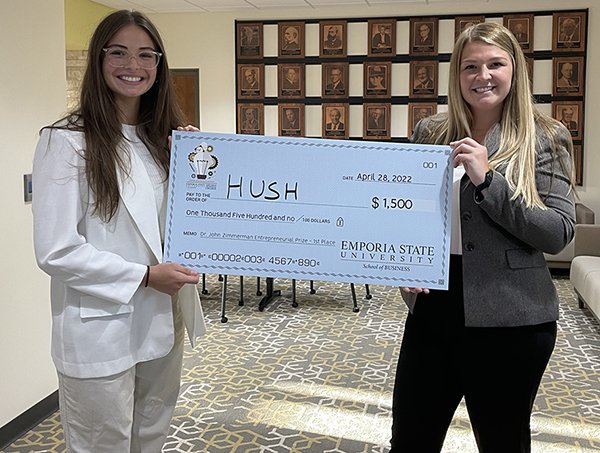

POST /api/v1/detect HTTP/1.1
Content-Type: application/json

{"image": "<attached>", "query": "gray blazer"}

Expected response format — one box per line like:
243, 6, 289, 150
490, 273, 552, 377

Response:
403, 117, 576, 327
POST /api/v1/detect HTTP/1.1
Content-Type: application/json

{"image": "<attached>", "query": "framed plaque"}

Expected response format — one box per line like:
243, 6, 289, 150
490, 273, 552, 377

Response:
552, 101, 583, 141
364, 61, 391, 98
573, 144, 583, 186
408, 103, 437, 138
504, 14, 534, 53
322, 103, 349, 140
368, 19, 396, 57
237, 64, 264, 99
320, 20, 347, 58
552, 57, 584, 97
279, 103, 304, 137
236, 22, 262, 59
363, 103, 390, 140
278, 63, 305, 99
410, 61, 438, 99
410, 18, 438, 56
552, 12, 586, 52
279, 22, 305, 58
322, 62, 349, 99
526, 56, 534, 86
237, 103, 264, 136
455, 15, 485, 38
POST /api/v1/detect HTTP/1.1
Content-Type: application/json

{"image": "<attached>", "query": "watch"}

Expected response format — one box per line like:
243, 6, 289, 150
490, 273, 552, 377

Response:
474, 170, 493, 203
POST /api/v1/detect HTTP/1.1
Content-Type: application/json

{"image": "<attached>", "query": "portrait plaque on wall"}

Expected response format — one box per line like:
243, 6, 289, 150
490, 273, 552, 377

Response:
322, 62, 349, 99
410, 61, 438, 99
236, 22, 263, 59
364, 61, 391, 98
320, 20, 347, 58
526, 56, 534, 86
503, 14, 534, 53
552, 56, 584, 97
410, 18, 438, 56
552, 12, 586, 52
322, 103, 349, 140
573, 144, 583, 186
408, 103, 437, 138
237, 64, 264, 99
454, 15, 485, 38
234, 11, 588, 181
368, 19, 396, 57
237, 103, 264, 136
279, 22, 305, 58
552, 101, 583, 141
279, 103, 304, 137
363, 103, 391, 140
278, 63, 305, 99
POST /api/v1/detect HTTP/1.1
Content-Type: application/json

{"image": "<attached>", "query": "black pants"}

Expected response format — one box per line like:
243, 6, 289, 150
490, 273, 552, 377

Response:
390, 256, 556, 453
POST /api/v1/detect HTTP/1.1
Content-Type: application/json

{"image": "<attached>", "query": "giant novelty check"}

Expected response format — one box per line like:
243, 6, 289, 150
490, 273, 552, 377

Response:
164, 132, 453, 289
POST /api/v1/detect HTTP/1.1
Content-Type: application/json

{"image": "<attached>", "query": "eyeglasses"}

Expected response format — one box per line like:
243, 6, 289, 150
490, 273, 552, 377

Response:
102, 47, 162, 69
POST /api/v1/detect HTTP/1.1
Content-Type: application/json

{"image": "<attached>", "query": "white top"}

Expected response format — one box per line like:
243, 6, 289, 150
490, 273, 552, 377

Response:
122, 125, 166, 242
450, 165, 466, 255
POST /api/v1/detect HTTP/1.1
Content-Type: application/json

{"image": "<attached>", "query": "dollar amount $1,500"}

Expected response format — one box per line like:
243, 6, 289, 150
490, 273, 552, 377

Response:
371, 197, 414, 210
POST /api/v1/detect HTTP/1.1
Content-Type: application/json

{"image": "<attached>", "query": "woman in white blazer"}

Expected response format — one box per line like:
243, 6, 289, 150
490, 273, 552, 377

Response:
32, 10, 205, 452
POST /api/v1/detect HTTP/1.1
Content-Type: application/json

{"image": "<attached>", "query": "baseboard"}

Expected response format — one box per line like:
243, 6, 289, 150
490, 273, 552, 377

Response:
549, 266, 570, 277
0, 391, 58, 450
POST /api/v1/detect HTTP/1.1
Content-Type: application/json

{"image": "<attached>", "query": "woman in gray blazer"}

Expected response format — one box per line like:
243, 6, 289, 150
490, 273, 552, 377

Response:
33, 10, 205, 452
390, 23, 576, 452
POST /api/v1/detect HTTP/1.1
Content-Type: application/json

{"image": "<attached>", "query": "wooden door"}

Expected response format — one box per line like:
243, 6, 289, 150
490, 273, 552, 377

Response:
171, 69, 200, 126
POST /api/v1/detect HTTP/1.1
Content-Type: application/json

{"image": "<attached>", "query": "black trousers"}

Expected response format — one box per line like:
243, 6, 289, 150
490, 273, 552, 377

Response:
390, 256, 556, 453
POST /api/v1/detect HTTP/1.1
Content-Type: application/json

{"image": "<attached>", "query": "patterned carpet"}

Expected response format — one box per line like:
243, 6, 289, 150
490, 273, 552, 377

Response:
2, 275, 600, 452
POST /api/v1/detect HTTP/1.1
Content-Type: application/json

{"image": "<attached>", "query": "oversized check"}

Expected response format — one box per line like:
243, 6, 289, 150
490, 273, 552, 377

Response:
164, 132, 453, 289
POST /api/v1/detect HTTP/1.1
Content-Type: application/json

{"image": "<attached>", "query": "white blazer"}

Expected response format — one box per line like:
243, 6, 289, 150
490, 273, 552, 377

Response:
33, 127, 206, 379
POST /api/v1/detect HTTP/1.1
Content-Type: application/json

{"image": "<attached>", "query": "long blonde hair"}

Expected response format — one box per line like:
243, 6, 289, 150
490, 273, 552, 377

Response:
415, 22, 574, 208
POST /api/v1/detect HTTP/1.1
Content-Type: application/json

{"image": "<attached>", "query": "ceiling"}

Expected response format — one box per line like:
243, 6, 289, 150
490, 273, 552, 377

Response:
92, 0, 482, 14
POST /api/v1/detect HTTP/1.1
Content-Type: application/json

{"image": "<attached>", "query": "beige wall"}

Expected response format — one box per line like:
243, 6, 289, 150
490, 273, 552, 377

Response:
151, 0, 599, 215
65, 0, 113, 50
0, 0, 65, 427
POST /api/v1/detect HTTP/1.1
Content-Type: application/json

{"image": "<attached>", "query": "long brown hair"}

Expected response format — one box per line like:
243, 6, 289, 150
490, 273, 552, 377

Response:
52, 10, 184, 221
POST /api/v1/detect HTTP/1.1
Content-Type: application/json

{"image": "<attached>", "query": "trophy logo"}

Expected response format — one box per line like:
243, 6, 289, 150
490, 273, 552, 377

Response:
188, 143, 218, 179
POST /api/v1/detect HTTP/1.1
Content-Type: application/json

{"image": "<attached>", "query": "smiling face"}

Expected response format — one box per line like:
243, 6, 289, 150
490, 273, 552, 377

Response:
560, 63, 573, 79
330, 68, 341, 83
417, 108, 429, 120
562, 18, 576, 35
284, 27, 297, 44
561, 108, 574, 122
102, 24, 157, 120
329, 109, 341, 124
244, 69, 256, 84
459, 41, 513, 121
370, 73, 384, 88
286, 68, 298, 83
243, 27, 254, 41
417, 66, 429, 82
